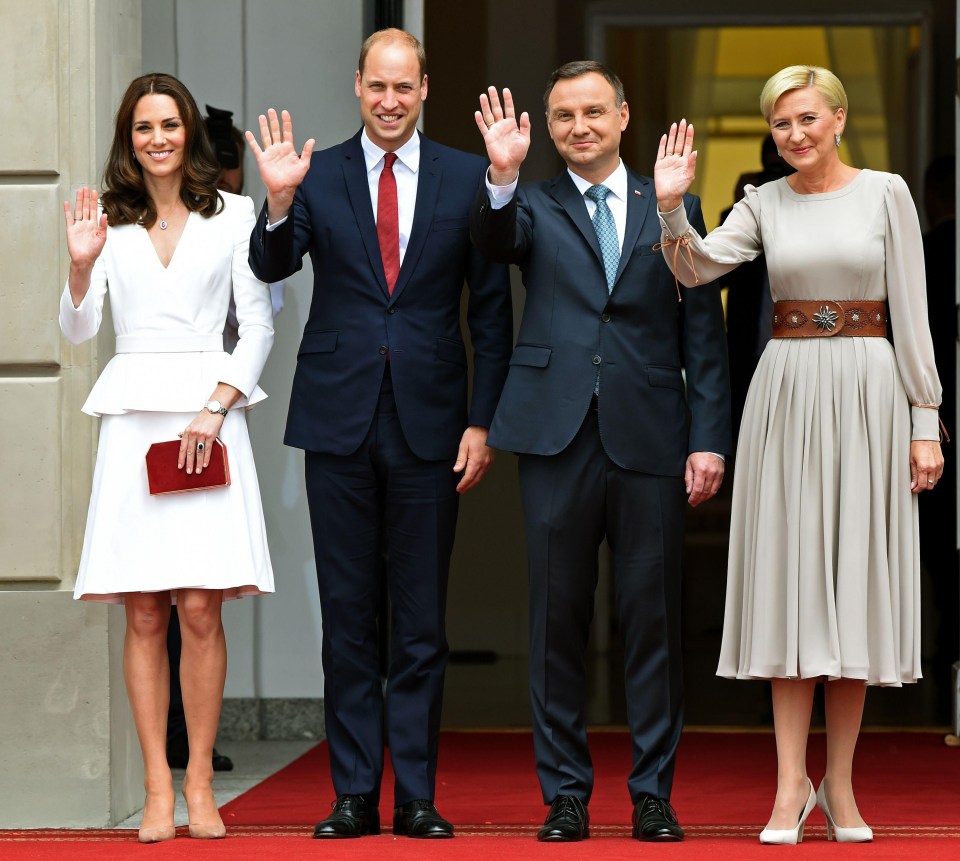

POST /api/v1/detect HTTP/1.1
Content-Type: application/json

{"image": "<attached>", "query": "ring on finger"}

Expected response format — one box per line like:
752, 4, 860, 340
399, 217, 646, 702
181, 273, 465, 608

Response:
197, 442, 205, 452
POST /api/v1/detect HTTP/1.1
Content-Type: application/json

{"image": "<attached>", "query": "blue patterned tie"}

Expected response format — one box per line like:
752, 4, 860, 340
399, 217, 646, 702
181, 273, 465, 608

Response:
585, 184, 619, 293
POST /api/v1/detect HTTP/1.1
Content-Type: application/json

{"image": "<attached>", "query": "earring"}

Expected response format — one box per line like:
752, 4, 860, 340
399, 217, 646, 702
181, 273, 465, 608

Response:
835, 133, 841, 147
776, 148, 781, 157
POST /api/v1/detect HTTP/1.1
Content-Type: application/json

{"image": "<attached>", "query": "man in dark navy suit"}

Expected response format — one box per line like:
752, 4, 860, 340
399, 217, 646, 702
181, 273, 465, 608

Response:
471, 63, 730, 843
247, 29, 512, 839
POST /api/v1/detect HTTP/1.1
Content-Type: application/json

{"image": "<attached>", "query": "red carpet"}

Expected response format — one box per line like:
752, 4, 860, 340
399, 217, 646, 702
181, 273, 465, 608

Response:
227, 728, 960, 827
3, 730, 958, 859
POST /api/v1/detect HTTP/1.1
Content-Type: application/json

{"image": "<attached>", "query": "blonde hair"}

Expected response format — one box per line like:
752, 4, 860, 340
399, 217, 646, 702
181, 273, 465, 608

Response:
759, 65, 848, 122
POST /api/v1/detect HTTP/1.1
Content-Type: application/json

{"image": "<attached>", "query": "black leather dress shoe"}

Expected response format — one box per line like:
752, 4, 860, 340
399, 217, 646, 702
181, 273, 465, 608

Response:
313, 795, 380, 838
165, 730, 234, 771
211, 749, 233, 771
537, 795, 589, 842
392, 799, 454, 838
632, 795, 684, 842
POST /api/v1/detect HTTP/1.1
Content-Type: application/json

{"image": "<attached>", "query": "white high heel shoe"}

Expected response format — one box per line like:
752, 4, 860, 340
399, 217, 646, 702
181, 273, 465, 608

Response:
759, 778, 817, 845
815, 781, 873, 843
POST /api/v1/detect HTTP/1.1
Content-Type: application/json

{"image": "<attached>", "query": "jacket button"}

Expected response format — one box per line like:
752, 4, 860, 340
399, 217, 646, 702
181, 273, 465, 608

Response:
388, 306, 398, 314
592, 355, 602, 365
379, 346, 388, 355
600, 312, 611, 323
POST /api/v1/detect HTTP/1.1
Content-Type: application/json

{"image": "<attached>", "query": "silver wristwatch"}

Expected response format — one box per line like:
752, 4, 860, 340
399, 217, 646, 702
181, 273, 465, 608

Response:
204, 399, 228, 417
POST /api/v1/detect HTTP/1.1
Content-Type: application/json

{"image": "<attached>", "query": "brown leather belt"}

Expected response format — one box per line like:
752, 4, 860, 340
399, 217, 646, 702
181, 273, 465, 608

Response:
772, 300, 887, 338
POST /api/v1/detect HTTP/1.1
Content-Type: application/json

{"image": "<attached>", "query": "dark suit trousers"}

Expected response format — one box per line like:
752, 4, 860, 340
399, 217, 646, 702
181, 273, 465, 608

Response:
518, 407, 686, 805
303, 367, 459, 806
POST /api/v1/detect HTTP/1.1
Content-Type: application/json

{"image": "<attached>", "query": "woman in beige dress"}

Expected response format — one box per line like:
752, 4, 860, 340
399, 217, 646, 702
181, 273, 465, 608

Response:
654, 66, 943, 844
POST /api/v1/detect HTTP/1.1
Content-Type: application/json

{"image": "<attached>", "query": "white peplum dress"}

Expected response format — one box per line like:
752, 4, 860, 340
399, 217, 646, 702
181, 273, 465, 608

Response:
60, 192, 276, 603
659, 170, 941, 686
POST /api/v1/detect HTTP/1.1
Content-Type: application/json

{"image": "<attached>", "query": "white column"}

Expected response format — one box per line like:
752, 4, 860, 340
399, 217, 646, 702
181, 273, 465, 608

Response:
0, 0, 142, 827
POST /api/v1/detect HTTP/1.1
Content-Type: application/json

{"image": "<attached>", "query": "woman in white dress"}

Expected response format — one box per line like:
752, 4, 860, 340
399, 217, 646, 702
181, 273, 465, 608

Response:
654, 66, 943, 844
60, 73, 275, 843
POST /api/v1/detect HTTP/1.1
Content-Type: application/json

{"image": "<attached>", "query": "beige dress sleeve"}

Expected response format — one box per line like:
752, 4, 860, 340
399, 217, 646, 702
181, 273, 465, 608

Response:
657, 186, 765, 286
883, 174, 942, 440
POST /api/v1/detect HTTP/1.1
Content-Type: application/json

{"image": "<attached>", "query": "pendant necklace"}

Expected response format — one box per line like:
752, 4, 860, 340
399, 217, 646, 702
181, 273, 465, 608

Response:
157, 205, 178, 230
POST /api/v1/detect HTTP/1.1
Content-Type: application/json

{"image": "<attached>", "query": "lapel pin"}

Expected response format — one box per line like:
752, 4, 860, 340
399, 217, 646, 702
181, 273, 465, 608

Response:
633, 190, 642, 197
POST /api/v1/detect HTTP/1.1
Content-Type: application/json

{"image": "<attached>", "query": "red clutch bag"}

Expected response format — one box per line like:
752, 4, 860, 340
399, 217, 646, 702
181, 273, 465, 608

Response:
145, 438, 231, 495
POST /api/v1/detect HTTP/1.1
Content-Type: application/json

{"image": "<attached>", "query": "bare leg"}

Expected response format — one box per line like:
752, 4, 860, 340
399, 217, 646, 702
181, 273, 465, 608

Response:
176, 588, 227, 837
764, 678, 817, 830
821, 678, 868, 828
124, 592, 176, 841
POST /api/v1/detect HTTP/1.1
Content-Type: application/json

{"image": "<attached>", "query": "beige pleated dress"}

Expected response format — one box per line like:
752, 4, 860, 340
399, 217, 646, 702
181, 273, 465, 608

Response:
659, 170, 942, 686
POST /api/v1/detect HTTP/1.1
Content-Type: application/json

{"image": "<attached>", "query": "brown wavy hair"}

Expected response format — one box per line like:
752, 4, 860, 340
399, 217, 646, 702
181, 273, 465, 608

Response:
101, 73, 222, 227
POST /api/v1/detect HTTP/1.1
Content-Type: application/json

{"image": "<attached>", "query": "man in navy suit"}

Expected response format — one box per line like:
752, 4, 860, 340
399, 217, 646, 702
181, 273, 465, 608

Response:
247, 29, 512, 839
471, 63, 731, 843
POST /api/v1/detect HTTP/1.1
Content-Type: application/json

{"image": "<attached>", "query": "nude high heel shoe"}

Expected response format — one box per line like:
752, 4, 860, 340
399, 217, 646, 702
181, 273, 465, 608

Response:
137, 792, 176, 843
816, 781, 873, 843
182, 785, 226, 839
187, 820, 226, 840
137, 824, 176, 844
759, 778, 817, 845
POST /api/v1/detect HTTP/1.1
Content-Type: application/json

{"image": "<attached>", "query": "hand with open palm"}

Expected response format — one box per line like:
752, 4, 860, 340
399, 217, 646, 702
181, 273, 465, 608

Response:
654, 119, 697, 213
246, 108, 315, 222
474, 86, 531, 186
63, 186, 108, 307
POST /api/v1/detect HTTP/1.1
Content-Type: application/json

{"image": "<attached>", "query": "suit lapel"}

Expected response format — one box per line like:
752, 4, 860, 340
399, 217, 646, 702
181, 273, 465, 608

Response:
614, 171, 652, 289
549, 173, 605, 274
341, 132, 390, 298
392, 133, 438, 302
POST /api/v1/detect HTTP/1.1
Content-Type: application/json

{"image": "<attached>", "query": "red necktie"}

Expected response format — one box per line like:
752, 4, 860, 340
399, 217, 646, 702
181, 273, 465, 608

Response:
377, 152, 400, 293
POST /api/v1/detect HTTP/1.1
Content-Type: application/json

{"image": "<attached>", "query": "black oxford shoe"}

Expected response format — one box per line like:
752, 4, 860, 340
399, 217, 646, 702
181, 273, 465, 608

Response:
313, 794, 380, 838
392, 799, 454, 838
632, 795, 684, 842
537, 795, 589, 841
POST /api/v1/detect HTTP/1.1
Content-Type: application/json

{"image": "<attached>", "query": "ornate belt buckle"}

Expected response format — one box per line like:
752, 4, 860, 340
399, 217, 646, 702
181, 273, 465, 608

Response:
813, 301, 843, 335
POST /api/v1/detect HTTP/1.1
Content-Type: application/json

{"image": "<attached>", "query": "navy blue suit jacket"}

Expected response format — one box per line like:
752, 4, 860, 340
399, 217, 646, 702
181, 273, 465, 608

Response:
250, 131, 513, 461
471, 168, 731, 475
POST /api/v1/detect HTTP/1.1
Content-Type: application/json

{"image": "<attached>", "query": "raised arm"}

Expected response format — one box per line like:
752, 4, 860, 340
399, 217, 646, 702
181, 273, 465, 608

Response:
474, 86, 531, 186
245, 108, 315, 223
654, 119, 697, 213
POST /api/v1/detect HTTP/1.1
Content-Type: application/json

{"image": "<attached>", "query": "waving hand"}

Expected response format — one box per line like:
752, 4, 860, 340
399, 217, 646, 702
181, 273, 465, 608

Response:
655, 119, 697, 212
246, 108, 315, 221
63, 186, 108, 307
63, 186, 107, 269
475, 87, 531, 186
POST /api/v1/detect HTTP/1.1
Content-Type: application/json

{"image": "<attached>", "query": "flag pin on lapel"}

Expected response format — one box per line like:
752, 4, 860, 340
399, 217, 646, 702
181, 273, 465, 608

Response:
634, 190, 642, 196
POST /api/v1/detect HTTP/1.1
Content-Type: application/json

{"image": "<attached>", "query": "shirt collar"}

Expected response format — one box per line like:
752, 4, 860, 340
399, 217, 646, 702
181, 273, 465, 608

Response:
361, 128, 421, 175
567, 159, 628, 202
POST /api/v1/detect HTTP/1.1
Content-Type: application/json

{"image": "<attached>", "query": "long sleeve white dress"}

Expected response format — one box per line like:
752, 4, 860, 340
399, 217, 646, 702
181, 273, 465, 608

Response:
60, 192, 276, 603
659, 170, 941, 685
